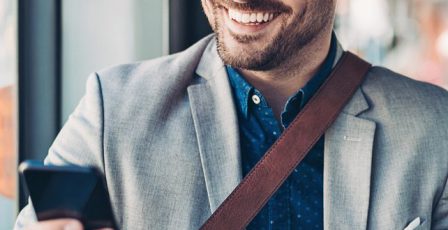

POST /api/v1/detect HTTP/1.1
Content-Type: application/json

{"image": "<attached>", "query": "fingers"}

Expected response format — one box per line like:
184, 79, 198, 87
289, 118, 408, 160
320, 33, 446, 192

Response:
25, 219, 83, 230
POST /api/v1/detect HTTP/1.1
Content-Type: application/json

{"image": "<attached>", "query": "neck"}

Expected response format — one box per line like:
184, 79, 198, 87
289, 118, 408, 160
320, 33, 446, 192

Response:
238, 32, 333, 120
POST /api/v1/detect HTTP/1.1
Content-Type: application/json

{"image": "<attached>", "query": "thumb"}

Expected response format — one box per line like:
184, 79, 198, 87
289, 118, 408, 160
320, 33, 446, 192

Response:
26, 218, 83, 230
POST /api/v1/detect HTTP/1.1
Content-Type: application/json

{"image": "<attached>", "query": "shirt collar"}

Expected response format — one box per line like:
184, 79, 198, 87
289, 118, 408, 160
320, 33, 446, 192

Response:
281, 33, 338, 127
226, 66, 253, 118
227, 33, 338, 123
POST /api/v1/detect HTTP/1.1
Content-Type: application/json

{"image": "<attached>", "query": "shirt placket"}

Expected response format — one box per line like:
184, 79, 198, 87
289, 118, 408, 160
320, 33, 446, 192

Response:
250, 90, 290, 230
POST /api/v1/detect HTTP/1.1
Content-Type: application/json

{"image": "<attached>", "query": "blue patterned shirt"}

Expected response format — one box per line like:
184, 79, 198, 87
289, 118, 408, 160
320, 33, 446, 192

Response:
226, 36, 337, 230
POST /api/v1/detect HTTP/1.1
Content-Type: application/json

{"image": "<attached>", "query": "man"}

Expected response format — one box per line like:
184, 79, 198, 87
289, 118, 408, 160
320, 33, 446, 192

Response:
16, 0, 448, 229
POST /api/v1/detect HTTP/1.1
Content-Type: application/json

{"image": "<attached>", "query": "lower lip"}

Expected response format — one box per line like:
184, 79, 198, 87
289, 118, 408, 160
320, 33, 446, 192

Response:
222, 8, 276, 34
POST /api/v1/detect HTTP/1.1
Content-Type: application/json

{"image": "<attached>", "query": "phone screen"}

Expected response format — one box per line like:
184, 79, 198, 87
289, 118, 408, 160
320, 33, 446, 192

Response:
20, 162, 117, 229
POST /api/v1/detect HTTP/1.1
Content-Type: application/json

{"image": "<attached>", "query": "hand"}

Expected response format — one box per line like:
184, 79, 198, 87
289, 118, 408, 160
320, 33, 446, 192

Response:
25, 219, 83, 230
25, 218, 114, 230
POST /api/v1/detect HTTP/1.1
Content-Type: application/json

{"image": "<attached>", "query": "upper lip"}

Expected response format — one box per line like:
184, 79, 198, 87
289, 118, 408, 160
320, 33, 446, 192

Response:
218, 2, 281, 14
220, 4, 278, 15
227, 8, 277, 15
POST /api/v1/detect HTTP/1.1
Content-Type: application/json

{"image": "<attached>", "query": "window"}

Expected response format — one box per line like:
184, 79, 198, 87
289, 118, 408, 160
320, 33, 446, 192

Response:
0, 0, 18, 229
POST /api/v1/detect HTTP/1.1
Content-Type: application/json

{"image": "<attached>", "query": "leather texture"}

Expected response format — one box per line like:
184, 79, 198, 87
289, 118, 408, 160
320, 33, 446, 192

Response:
14, 35, 448, 230
200, 52, 372, 230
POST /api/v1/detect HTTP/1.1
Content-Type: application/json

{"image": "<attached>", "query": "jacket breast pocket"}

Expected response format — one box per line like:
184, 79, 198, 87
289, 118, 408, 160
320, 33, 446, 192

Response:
403, 217, 427, 230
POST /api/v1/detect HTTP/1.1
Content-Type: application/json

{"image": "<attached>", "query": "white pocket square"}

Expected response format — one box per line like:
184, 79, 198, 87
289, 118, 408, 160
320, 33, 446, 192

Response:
403, 217, 422, 230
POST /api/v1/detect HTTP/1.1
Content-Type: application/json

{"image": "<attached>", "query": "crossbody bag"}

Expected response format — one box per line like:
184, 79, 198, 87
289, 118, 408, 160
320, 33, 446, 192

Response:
200, 52, 372, 230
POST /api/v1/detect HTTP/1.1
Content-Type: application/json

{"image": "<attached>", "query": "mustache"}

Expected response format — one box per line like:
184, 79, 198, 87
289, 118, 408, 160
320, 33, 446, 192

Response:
211, 0, 292, 13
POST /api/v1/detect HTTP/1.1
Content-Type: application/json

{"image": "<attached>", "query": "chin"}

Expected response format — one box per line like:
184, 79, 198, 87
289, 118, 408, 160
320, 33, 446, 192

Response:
216, 33, 280, 70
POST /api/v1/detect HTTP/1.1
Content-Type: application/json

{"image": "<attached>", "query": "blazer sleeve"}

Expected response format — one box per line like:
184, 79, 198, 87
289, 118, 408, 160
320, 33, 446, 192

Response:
14, 73, 106, 229
433, 177, 448, 229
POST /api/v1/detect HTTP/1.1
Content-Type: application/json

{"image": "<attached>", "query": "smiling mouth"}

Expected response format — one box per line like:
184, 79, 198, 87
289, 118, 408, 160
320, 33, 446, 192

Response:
228, 9, 278, 25
224, 7, 280, 26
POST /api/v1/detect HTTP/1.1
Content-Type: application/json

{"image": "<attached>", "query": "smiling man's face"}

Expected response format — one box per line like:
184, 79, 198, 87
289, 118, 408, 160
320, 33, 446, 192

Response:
202, 0, 336, 71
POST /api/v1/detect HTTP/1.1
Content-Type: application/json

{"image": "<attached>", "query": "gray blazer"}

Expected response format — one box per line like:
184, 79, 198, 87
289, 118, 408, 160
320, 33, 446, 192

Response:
15, 35, 448, 230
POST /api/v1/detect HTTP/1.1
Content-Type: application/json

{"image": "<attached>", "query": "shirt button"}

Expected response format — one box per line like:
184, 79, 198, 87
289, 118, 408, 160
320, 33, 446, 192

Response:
252, 95, 261, 105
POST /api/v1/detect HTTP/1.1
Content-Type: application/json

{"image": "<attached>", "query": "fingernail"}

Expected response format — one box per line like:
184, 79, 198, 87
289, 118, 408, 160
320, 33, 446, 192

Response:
64, 221, 82, 230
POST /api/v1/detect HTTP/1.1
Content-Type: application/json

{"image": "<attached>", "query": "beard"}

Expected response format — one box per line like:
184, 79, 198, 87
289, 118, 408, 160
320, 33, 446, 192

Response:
208, 0, 335, 71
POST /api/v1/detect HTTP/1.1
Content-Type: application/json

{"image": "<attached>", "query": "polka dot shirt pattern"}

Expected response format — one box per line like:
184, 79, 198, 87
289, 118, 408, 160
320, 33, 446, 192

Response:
225, 35, 336, 230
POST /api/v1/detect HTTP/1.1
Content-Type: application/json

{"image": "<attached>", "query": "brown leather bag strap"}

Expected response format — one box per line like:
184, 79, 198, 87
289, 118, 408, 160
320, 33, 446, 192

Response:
200, 52, 372, 230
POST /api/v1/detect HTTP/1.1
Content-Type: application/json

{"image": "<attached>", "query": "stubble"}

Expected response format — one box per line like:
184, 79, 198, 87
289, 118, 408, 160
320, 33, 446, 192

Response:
210, 0, 335, 71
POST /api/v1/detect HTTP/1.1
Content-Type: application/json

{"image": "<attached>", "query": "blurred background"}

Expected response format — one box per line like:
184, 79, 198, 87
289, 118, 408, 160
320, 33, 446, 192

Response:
1, 0, 448, 229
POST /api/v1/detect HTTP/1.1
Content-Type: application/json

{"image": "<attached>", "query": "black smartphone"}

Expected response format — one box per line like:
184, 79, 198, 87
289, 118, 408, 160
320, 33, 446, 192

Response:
19, 160, 117, 230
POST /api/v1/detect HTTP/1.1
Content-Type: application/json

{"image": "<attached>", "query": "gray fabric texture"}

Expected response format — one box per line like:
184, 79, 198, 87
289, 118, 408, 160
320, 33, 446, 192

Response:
15, 35, 448, 230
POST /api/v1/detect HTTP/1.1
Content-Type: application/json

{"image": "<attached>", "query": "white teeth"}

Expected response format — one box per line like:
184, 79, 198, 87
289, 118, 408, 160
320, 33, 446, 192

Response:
235, 11, 242, 22
241, 13, 250, 23
228, 9, 276, 24
257, 13, 264, 22
263, 13, 269, 21
250, 13, 257, 23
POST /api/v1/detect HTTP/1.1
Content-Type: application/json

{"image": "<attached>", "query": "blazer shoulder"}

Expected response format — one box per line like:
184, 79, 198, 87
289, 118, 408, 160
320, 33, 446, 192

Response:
93, 34, 215, 92
96, 53, 180, 80
362, 66, 448, 114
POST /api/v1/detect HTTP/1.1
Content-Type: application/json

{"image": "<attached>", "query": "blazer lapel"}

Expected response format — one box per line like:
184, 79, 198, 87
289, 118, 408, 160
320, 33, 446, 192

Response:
187, 40, 242, 213
324, 89, 376, 229
188, 36, 376, 228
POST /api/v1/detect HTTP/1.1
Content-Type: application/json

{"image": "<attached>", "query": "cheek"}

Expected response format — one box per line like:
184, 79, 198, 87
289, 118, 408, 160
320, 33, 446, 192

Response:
285, 0, 306, 12
201, 0, 216, 27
